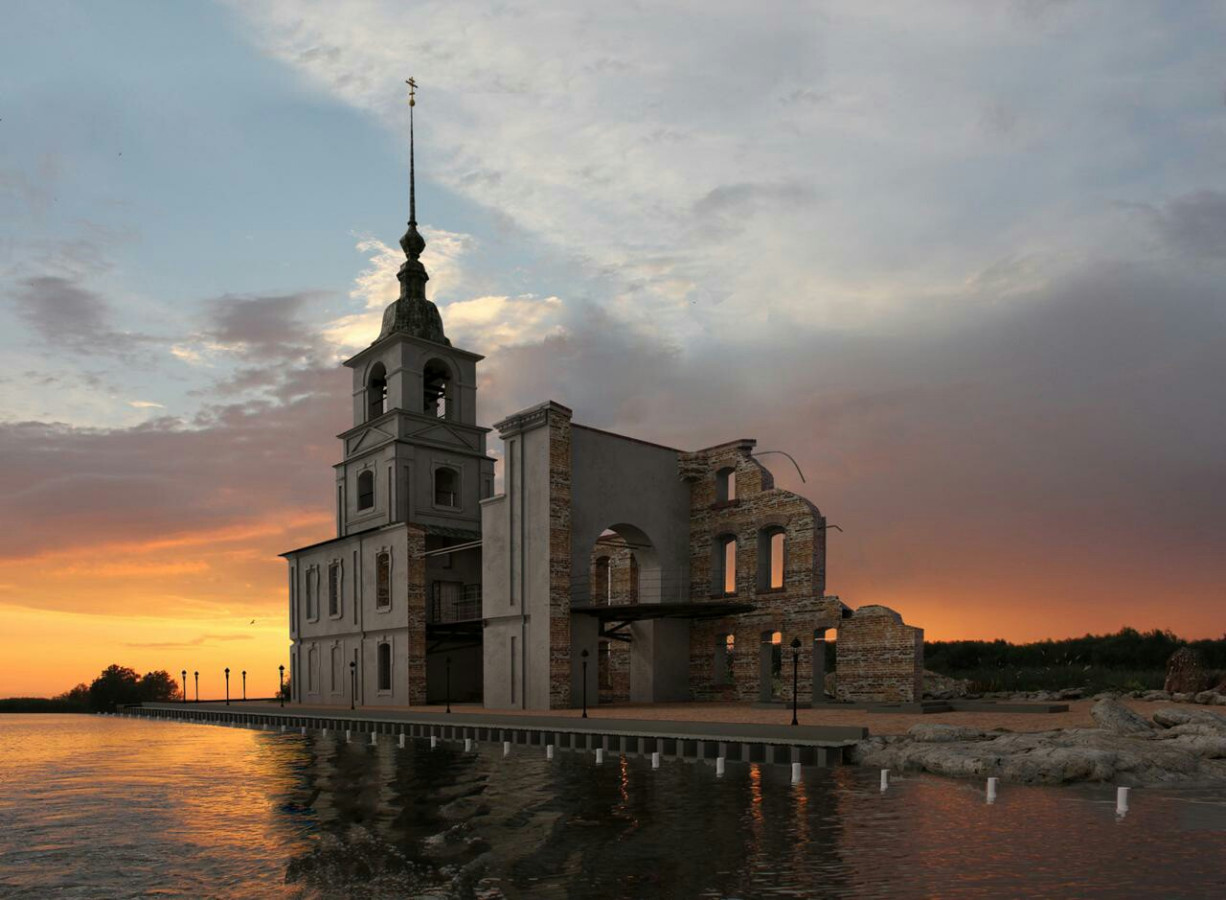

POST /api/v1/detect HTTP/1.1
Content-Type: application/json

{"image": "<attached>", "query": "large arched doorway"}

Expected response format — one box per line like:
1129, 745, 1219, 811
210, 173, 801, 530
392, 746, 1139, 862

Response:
573, 523, 681, 706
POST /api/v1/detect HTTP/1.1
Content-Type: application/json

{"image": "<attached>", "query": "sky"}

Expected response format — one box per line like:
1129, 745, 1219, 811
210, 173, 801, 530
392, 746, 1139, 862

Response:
2, 0, 1224, 698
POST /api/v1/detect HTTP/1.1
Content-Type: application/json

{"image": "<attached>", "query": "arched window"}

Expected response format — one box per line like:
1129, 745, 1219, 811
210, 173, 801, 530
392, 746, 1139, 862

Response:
715, 467, 737, 503
711, 535, 737, 595
377, 642, 392, 691
367, 362, 388, 420
757, 526, 786, 591
423, 358, 452, 419
434, 467, 458, 507
593, 556, 611, 605
357, 470, 375, 510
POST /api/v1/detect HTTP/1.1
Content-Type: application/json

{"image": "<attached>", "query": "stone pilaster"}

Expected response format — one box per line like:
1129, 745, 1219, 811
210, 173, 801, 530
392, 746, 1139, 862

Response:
547, 407, 573, 709
405, 523, 428, 705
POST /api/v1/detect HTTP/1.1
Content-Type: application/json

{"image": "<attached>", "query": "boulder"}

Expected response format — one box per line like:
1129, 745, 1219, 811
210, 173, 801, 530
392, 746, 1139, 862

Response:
907, 723, 986, 743
1090, 698, 1155, 735
1141, 690, 1171, 702
1165, 647, 1211, 694
1152, 706, 1226, 731
1193, 690, 1222, 705
922, 670, 971, 700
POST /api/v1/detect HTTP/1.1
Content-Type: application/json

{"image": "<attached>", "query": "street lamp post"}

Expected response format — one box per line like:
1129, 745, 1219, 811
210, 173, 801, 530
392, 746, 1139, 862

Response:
581, 648, 589, 718
790, 637, 802, 726
241, 670, 247, 701
194, 671, 199, 703
181, 670, 187, 704
224, 667, 230, 706
349, 660, 356, 710
445, 656, 452, 714
278, 665, 285, 707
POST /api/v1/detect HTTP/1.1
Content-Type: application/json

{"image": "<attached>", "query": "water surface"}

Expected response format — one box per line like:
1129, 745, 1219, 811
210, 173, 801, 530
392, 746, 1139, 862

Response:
1, 714, 1223, 898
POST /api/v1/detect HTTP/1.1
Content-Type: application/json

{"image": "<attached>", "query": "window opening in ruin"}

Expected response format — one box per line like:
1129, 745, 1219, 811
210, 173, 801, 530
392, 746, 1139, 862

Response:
629, 554, 641, 603
770, 532, 784, 589
770, 631, 783, 693
367, 362, 387, 420
377, 642, 392, 691
376, 552, 391, 608
423, 359, 452, 419
434, 468, 458, 507
724, 538, 737, 594
357, 470, 375, 510
757, 527, 786, 591
715, 467, 737, 503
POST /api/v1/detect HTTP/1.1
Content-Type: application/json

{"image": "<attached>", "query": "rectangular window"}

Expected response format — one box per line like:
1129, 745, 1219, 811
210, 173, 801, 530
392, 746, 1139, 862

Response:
305, 568, 318, 620
431, 580, 464, 622
377, 642, 392, 691
510, 636, 516, 704
376, 552, 391, 608
328, 562, 340, 617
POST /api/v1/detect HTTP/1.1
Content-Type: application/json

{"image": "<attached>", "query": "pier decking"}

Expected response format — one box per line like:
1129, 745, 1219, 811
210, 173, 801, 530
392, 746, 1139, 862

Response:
132, 702, 867, 767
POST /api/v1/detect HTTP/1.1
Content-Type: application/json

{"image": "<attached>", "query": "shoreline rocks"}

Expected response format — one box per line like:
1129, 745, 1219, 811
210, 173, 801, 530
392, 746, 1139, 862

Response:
853, 699, 1226, 787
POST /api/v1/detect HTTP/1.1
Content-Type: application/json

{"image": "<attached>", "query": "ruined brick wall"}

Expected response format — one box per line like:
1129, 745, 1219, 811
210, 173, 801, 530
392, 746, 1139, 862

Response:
681, 439, 845, 705
548, 408, 572, 709
835, 605, 924, 703
405, 524, 428, 704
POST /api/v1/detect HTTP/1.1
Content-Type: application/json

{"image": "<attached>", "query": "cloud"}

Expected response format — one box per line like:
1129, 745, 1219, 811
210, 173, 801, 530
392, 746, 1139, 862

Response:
1150, 190, 1226, 259
9, 276, 151, 359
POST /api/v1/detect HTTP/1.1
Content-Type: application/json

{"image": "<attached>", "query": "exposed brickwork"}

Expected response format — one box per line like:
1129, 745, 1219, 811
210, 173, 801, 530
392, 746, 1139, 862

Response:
680, 440, 844, 705
835, 605, 924, 703
548, 407, 573, 709
405, 524, 428, 705
590, 534, 635, 704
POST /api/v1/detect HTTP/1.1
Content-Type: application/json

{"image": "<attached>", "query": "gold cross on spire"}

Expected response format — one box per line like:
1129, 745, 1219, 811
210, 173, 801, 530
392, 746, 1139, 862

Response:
406, 77, 417, 107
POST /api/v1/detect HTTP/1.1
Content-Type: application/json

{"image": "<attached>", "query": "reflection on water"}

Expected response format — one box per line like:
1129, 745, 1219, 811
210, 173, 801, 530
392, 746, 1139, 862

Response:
1, 715, 1224, 898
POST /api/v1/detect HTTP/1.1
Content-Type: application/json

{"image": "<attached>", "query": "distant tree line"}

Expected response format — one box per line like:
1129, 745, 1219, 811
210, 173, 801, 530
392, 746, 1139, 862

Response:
0, 664, 181, 714
924, 628, 1226, 673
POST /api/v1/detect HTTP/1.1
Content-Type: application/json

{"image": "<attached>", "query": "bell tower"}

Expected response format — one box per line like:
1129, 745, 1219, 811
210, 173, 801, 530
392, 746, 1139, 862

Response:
335, 80, 494, 537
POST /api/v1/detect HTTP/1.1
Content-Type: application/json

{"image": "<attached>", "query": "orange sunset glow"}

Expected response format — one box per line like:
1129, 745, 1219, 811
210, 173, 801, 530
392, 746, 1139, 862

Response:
3, 2, 1225, 702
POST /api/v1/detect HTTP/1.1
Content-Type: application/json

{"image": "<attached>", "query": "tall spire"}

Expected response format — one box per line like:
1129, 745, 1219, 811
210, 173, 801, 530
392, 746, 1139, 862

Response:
400, 77, 425, 261
380, 77, 449, 345
408, 76, 417, 226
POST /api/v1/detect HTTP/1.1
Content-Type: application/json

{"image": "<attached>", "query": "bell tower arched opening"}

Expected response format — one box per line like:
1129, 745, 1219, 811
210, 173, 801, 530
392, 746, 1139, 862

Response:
366, 362, 388, 421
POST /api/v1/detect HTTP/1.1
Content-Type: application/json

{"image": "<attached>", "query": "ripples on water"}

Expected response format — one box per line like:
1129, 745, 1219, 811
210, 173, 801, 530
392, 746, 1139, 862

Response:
1, 715, 1224, 898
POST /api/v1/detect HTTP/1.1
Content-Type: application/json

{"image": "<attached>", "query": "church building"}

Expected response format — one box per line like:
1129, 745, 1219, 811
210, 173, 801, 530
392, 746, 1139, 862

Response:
282, 98, 925, 711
